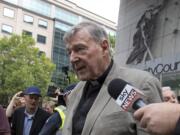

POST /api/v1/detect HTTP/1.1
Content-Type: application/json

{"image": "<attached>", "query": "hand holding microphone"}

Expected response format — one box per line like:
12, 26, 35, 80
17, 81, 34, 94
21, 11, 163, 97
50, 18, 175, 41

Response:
108, 78, 180, 135
134, 103, 180, 135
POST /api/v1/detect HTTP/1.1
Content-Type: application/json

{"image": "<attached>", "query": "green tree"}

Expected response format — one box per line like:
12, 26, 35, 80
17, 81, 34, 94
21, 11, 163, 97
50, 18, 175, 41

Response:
0, 34, 55, 99
59, 70, 79, 89
108, 34, 116, 57
108, 34, 116, 49
68, 70, 79, 84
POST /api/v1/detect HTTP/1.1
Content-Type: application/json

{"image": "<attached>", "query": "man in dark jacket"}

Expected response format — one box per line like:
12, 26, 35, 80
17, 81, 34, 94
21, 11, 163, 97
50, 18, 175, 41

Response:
11, 86, 50, 135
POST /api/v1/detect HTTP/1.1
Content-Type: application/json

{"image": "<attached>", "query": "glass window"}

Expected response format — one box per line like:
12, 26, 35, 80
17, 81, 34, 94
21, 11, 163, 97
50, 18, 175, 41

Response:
55, 21, 72, 32
22, 0, 51, 17
55, 7, 79, 25
3, 8, 14, 18
38, 19, 48, 29
23, 30, 32, 36
53, 28, 70, 77
24, 15, 34, 24
37, 34, 46, 44
1, 24, 13, 34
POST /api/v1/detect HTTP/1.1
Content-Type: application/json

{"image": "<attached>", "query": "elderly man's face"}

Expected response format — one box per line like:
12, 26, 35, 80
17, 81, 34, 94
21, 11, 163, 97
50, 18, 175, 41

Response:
66, 29, 109, 80
163, 90, 178, 104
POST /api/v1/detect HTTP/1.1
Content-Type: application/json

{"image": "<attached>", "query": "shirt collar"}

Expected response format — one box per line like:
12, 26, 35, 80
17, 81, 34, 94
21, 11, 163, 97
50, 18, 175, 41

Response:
24, 107, 38, 118
90, 59, 113, 86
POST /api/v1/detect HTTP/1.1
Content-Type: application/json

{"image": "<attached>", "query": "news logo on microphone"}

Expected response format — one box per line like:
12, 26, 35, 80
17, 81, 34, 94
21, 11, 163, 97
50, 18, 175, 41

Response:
108, 78, 147, 112
116, 84, 142, 111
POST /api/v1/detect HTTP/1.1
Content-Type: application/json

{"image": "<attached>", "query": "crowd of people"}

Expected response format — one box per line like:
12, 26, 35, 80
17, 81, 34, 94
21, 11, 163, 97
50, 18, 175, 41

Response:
0, 83, 75, 135
1, 21, 180, 135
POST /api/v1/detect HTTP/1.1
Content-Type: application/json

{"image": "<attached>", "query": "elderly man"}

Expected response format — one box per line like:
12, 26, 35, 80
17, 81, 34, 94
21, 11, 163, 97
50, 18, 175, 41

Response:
62, 21, 162, 135
11, 86, 50, 135
162, 86, 178, 103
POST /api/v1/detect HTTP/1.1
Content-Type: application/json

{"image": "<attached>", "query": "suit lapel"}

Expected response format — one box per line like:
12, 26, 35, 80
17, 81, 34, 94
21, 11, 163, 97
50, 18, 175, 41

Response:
63, 82, 86, 135
64, 62, 123, 135
29, 108, 39, 134
81, 83, 111, 135
20, 108, 26, 135
81, 62, 118, 135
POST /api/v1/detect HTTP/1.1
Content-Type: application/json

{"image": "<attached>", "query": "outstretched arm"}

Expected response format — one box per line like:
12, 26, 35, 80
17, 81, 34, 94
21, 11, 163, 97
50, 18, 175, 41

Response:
134, 102, 180, 135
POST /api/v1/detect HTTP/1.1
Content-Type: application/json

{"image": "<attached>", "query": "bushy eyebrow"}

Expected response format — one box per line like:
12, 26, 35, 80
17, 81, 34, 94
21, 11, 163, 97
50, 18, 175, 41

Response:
67, 43, 88, 52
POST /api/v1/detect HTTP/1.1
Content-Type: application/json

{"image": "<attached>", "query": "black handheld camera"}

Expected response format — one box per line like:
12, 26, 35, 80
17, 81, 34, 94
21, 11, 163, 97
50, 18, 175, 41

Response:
47, 85, 58, 98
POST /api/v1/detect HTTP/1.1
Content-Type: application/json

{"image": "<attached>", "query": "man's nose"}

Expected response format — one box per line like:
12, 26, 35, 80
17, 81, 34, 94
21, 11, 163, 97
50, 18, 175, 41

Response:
70, 51, 79, 62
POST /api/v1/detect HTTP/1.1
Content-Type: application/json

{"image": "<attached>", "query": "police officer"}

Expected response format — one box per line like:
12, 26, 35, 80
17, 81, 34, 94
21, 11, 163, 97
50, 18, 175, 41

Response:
39, 83, 77, 135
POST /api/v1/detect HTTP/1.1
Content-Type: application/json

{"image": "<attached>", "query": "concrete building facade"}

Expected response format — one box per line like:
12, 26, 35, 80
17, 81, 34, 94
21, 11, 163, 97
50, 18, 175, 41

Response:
0, 0, 116, 86
115, 0, 180, 93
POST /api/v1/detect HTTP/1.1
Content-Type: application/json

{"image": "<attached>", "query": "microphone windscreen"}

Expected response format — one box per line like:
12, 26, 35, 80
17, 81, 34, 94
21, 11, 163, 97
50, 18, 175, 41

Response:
108, 78, 146, 112
108, 78, 128, 99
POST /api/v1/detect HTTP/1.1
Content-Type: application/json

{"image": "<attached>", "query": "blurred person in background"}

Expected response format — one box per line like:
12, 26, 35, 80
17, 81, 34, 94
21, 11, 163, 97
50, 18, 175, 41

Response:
42, 100, 56, 114
39, 83, 77, 135
162, 86, 178, 103
11, 86, 50, 135
6, 91, 25, 118
0, 105, 11, 135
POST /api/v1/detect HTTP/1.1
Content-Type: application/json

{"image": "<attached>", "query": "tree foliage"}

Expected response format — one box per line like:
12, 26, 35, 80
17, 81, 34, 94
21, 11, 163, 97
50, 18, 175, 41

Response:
54, 70, 79, 89
108, 34, 116, 56
68, 70, 79, 84
108, 34, 116, 49
0, 34, 55, 97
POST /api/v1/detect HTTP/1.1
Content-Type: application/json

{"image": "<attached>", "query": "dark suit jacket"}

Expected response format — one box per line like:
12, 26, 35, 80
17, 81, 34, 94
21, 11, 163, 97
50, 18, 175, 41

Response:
11, 107, 50, 135
39, 112, 61, 135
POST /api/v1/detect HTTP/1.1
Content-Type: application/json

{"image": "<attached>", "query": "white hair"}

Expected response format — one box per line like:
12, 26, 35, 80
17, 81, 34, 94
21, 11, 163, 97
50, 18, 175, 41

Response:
162, 86, 172, 92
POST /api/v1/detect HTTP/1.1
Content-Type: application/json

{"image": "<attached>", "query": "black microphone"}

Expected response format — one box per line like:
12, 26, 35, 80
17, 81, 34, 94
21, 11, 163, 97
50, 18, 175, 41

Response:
108, 78, 146, 112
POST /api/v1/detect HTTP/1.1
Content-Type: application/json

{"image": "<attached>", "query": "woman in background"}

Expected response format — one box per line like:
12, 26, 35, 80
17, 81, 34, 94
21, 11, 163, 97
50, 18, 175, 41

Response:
0, 105, 11, 135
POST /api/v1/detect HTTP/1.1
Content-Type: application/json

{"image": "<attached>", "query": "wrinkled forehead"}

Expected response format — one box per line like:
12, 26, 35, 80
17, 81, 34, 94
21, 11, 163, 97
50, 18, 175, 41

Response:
65, 30, 92, 49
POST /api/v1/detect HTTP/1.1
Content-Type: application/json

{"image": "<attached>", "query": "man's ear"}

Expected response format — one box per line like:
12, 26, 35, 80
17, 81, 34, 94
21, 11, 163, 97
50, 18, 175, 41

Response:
101, 39, 109, 52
